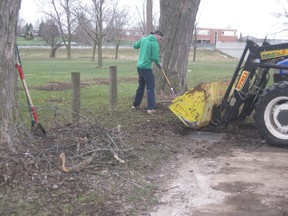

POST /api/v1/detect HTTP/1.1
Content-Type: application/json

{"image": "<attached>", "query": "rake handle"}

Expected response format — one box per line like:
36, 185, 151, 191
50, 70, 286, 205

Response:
160, 68, 173, 87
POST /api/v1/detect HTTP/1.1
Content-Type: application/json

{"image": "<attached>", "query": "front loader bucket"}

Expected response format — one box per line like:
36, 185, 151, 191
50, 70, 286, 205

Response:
169, 80, 229, 129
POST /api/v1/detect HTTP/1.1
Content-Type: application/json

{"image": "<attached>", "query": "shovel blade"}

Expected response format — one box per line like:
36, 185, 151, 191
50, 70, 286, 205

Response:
32, 123, 46, 137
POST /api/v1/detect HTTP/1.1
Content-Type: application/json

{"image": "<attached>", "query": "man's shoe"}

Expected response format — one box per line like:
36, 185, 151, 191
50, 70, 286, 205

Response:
147, 109, 156, 114
131, 105, 139, 110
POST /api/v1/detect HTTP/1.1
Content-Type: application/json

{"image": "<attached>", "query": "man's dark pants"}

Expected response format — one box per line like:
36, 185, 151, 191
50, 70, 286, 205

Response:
133, 67, 156, 110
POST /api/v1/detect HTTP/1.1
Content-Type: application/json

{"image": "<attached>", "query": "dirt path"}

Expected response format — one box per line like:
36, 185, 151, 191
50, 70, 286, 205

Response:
149, 140, 288, 216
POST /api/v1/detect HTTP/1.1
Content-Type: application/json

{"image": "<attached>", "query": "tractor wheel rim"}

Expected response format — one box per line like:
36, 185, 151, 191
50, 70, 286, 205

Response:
264, 96, 288, 139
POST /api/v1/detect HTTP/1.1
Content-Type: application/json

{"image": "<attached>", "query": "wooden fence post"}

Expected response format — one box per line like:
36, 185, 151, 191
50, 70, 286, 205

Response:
109, 66, 117, 110
71, 72, 80, 123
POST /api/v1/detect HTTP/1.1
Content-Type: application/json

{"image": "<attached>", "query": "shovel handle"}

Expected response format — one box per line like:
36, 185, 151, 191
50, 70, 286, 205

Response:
15, 46, 45, 136
30, 107, 38, 125
16, 63, 24, 80
16, 63, 38, 124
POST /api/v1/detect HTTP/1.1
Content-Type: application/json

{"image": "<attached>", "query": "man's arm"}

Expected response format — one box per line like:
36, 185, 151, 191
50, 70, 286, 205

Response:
152, 43, 161, 67
133, 39, 142, 49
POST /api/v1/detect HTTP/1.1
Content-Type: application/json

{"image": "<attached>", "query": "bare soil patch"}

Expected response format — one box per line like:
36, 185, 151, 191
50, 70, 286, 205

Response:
34, 77, 138, 91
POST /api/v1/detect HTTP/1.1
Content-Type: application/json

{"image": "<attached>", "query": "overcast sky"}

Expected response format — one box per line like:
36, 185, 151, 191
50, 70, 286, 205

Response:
197, 0, 286, 39
19, 0, 287, 39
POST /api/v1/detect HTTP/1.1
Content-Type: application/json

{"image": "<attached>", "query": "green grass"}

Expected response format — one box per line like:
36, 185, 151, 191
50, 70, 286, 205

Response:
17, 36, 47, 45
187, 61, 237, 86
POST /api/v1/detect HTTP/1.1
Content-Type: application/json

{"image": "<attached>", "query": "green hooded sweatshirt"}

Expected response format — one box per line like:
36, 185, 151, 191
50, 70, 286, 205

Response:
133, 34, 161, 69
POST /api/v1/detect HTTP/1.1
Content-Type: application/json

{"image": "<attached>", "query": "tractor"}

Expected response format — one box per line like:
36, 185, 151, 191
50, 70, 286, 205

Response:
169, 40, 288, 146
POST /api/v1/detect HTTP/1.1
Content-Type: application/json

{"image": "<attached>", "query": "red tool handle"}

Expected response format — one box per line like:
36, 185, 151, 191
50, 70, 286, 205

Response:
16, 63, 38, 124
16, 63, 25, 80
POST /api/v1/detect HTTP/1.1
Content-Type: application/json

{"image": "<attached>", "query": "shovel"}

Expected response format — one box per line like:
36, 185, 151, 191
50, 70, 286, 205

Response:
160, 68, 177, 99
15, 46, 46, 137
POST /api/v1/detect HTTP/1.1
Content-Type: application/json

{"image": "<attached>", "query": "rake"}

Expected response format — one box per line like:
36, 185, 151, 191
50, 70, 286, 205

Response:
160, 68, 177, 99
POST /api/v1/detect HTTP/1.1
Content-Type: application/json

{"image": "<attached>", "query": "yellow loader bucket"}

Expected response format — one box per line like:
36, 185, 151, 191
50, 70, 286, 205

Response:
169, 80, 229, 129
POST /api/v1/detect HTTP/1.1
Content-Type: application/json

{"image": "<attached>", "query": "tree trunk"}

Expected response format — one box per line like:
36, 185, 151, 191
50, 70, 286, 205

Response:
157, 0, 200, 95
115, 41, 120, 60
50, 43, 61, 58
91, 42, 97, 62
50, 46, 57, 58
193, 42, 197, 62
97, 42, 103, 68
91, 41, 97, 62
0, 0, 21, 153
66, 44, 72, 59
146, 0, 153, 34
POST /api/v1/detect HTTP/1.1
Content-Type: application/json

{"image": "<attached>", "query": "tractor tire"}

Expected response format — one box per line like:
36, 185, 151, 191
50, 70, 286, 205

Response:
255, 81, 288, 147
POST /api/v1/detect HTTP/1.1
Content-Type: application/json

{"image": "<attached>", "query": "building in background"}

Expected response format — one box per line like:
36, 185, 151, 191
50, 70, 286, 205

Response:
121, 27, 239, 46
194, 28, 238, 44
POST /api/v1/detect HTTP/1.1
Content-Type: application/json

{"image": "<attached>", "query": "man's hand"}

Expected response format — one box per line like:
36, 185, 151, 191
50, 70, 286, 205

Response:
157, 63, 162, 69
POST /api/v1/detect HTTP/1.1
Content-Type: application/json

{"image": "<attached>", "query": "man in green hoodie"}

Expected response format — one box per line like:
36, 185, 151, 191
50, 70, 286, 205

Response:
131, 30, 164, 114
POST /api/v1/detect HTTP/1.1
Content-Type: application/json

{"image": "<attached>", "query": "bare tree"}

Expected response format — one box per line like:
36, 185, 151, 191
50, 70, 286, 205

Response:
274, 0, 288, 35
157, 0, 200, 95
109, 8, 130, 59
39, 0, 78, 59
0, 0, 21, 153
74, 14, 92, 45
38, 19, 62, 58
135, 0, 146, 34
135, 0, 159, 35
76, 0, 117, 67
17, 17, 26, 36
